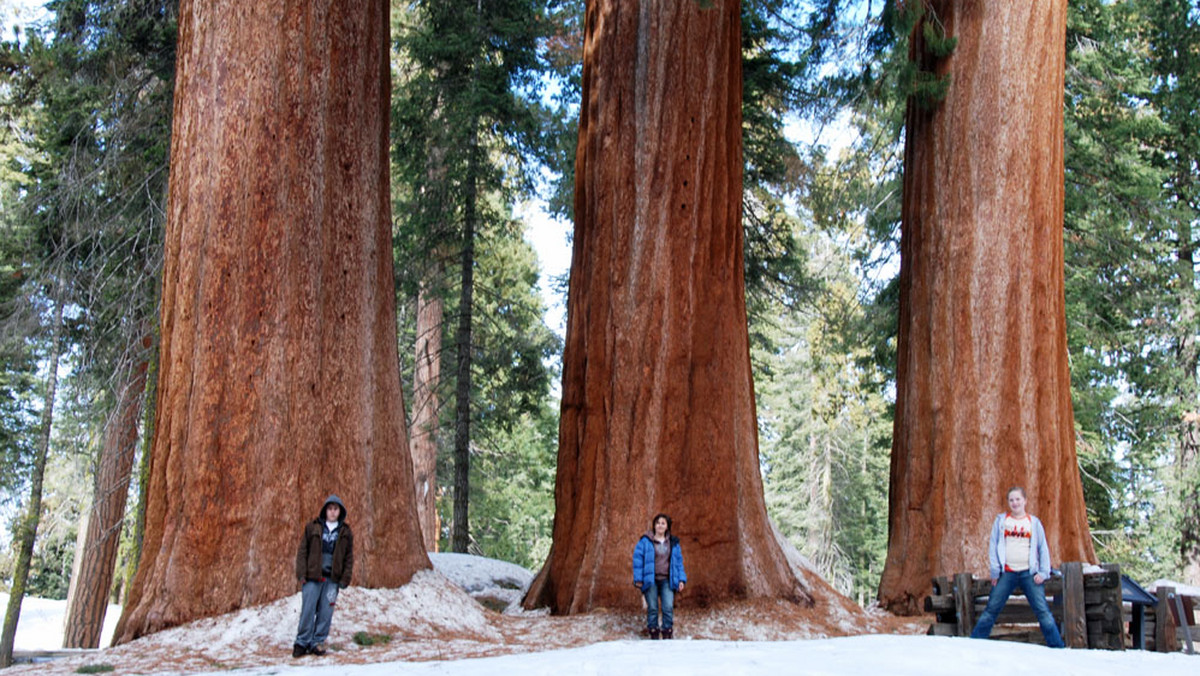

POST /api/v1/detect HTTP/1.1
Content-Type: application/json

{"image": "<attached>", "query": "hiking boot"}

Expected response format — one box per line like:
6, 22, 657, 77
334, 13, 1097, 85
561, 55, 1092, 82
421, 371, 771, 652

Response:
649, 628, 661, 640
308, 644, 327, 656
662, 628, 673, 640
292, 643, 306, 658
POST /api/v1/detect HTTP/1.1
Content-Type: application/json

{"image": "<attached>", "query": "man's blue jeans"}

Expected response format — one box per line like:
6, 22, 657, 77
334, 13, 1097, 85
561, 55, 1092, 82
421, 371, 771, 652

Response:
970, 570, 1065, 648
643, 579, 675, 630
296, 579, 339, 648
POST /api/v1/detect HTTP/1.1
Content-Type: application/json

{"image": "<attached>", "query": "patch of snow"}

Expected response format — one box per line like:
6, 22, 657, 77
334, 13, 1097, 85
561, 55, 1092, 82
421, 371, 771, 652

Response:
1081, 564, 1107, 574
1148, 580, 1200, 598
0, 593, 120, 650
429, 552, 533, 613
429, 552, 532, 594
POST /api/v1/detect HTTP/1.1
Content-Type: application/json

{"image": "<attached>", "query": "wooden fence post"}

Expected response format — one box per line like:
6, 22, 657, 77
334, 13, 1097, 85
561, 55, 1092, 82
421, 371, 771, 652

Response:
1172, 593, 1194, 655
955, 572, 977, 637
1100, 563, 1126, 650
1062, 562, 1087, 648
1156, 586, 1177, 652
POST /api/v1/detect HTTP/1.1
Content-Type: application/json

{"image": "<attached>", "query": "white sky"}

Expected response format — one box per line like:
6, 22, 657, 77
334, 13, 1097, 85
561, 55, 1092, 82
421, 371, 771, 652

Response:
0, 0, 46, 35
518, 201, 572, 340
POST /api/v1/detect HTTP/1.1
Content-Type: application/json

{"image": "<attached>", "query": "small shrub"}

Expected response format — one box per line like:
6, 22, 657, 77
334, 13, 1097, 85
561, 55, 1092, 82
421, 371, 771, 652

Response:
75, 665, 115, 674
352, 631, 392, 647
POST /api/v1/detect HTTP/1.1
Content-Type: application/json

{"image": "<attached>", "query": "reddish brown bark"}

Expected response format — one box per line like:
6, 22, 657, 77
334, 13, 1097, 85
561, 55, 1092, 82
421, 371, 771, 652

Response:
878, 0, 1096, 614
411, 273, 443, 551
113, 0, 429, 642
523, 0, 811, 614
63, 336, 151, 648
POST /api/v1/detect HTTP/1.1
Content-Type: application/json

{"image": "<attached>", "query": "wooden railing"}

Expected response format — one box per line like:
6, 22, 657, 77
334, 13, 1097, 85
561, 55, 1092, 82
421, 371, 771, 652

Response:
924, 562, 1124, 649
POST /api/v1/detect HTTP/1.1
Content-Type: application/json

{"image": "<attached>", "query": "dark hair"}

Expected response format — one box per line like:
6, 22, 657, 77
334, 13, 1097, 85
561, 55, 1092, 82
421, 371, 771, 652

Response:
1006, 486, 1027, 499
651, 513, 672, 534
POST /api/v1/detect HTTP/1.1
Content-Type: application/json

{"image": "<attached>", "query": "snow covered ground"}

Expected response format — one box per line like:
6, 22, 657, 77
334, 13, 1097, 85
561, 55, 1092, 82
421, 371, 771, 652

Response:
211, 635, 1200, 676
0, 593, 120, 650
3, 555, 1195, 675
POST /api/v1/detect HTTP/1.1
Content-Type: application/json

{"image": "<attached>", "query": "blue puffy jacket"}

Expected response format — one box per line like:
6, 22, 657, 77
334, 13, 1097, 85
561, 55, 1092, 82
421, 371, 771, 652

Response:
632, 534, 687, 591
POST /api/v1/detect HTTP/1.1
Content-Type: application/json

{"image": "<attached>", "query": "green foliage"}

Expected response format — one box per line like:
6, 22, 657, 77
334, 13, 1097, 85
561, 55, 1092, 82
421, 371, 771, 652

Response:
352, 631, 392, 647
74, 664, 114, 674
758, 230, 891, 604
430, 226, 560, 566
878, 1, 956, 110
392, 0, 560, 554
0, 0, 174, 612
464, 407, 557, 569
1057, 0, 1200, 580
920, 15, 957, 59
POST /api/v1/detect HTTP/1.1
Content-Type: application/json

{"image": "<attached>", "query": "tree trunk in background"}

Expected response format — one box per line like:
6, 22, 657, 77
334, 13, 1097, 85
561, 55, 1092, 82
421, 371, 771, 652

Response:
878, 0, 1095, 614
1176, 220, 1199, 586
524, 0, 814, 613
113, 0, 429, 643
0, 298, 63, 668
120, 376, 156, 606
451, 126, 478, 555
411, 266, 444, 552
63, 332, 152, 648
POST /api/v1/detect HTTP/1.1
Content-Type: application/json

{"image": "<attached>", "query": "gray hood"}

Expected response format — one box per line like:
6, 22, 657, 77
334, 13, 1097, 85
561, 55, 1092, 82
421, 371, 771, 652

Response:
320, 494, 348, 522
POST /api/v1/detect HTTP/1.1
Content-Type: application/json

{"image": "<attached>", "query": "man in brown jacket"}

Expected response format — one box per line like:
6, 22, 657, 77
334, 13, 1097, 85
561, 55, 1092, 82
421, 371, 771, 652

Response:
293, 494, 353, 657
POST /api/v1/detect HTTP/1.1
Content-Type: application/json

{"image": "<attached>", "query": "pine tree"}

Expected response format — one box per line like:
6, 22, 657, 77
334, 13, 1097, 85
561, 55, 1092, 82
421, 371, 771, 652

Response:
392, 0, 550, 552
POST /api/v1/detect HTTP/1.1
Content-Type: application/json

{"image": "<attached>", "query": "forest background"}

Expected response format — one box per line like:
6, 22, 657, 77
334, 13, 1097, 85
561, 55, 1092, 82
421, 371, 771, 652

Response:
0, 0, 1196, 618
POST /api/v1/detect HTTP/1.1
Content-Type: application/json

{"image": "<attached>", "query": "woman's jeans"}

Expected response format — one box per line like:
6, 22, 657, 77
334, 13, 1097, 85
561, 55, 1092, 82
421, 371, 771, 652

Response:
970, 570, 1065, 648
643, 579, 674, 630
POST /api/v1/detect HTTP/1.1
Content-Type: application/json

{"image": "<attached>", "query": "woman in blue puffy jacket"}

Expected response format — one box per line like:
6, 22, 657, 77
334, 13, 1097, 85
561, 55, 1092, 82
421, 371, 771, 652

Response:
632, 513, 687, 639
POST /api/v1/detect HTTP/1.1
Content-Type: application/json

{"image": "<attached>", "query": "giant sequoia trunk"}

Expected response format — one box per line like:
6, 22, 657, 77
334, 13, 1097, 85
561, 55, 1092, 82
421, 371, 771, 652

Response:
523, 0, 810, 613
878, 0, 1096, 614
63, 333, 152, 648
113, 0, 429, 642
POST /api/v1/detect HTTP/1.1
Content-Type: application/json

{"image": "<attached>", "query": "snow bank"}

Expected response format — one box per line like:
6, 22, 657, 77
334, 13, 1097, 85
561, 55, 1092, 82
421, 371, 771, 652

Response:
429, 552, 533, 613
429, 552, 532, 593
138, 568, 498, 656
0, 593, 120, 650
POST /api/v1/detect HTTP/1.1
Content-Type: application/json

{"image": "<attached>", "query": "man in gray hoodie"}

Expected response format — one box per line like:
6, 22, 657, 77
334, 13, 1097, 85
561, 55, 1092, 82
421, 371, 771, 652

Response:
293, 495, 354, 657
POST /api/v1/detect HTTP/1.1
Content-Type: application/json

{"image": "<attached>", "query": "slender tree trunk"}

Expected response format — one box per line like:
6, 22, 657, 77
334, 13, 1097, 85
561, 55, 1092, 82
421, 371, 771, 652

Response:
411, 265, 444, 551
524, 0, 818, 613
63, 331, 153, 648
0, 297, 63, 668
113, 0, 429, 643
878, 0, 1095, 614
451, 124, 478, 554
1176, 217, 1200, 585
120, 366, 156, 606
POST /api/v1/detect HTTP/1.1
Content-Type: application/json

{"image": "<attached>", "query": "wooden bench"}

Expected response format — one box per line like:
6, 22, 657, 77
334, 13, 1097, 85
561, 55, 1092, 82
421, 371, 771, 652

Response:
924, 562, 1124, 649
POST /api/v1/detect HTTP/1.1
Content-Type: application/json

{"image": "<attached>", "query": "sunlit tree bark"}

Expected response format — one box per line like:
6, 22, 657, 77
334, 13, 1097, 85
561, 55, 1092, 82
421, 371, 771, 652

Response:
878, 0, 1096, 614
